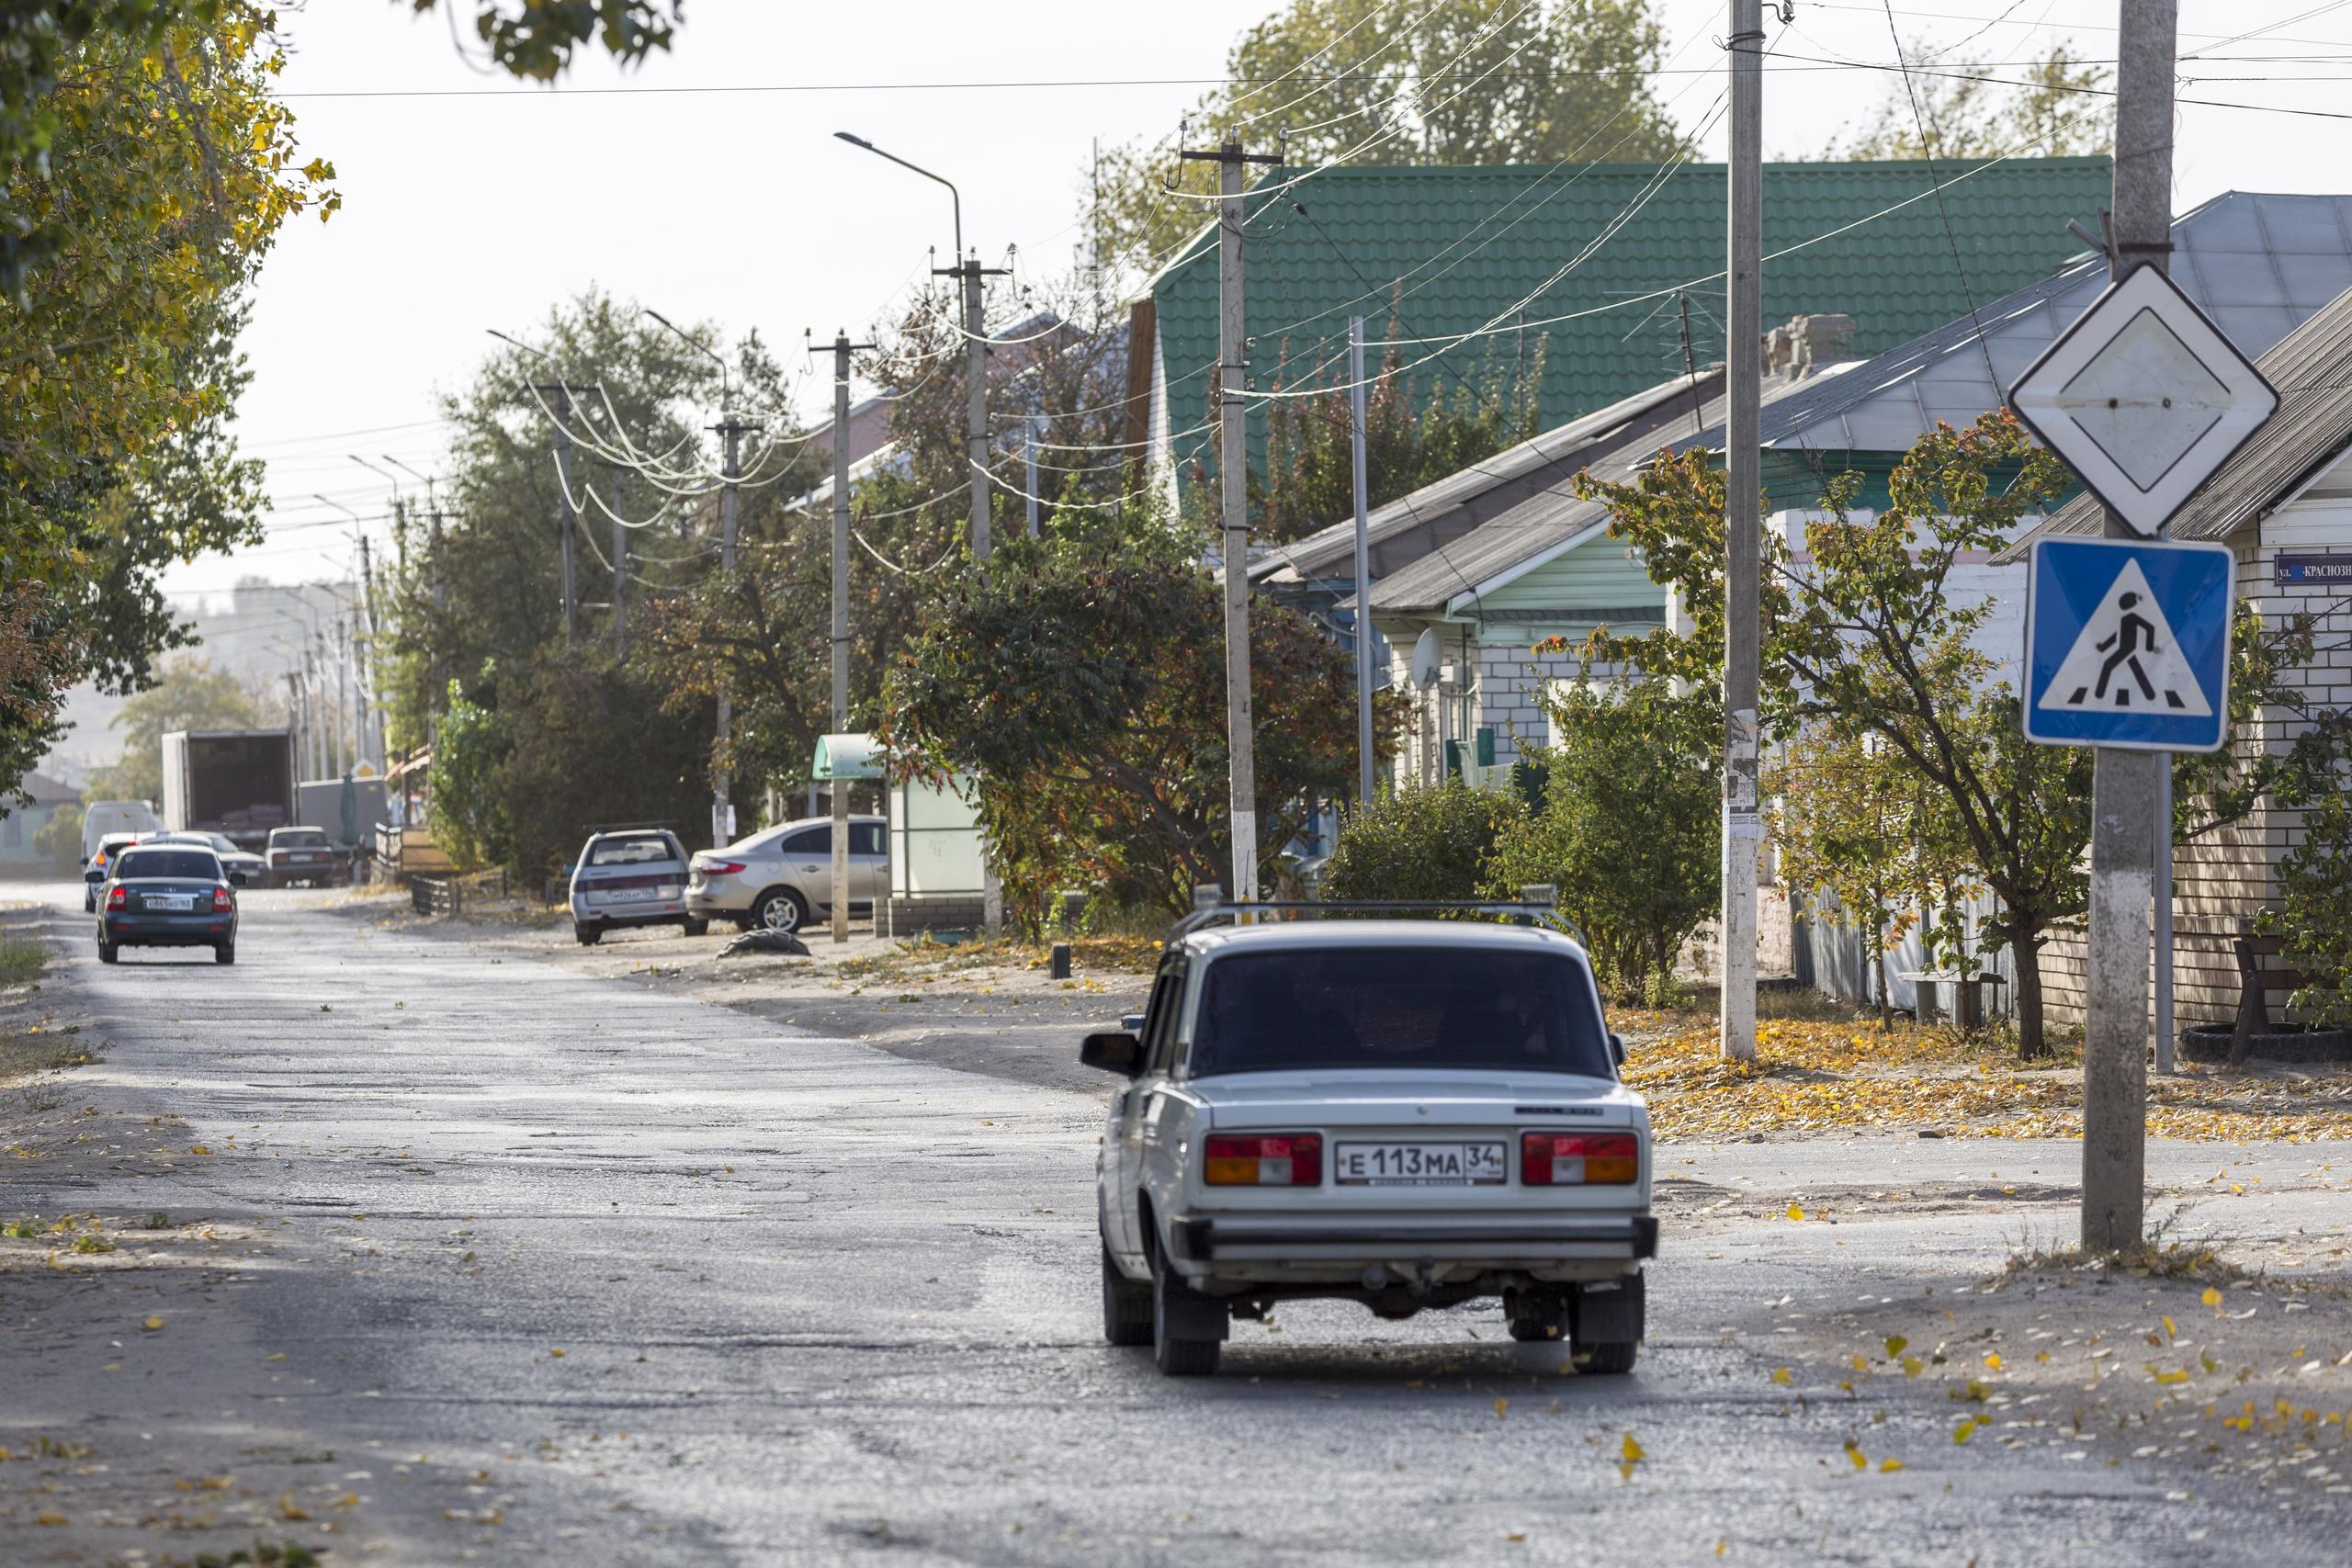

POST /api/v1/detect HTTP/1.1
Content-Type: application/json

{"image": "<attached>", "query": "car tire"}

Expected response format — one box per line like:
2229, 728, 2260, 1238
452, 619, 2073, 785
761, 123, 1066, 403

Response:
752, 887, 809, 935
1150, 1241, 1222, 1377
1575, 1338, 1639, 1375
97, 940, 119, 965
215, 943, 235, 966
1102, 1242, 1152, 1347
83, 894, 95, 914
574, 923, 602, 946
682, 918, 710, 938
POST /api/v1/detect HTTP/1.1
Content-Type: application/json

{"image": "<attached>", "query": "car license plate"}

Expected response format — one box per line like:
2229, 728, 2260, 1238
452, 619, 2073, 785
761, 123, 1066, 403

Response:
604, 887, 653, 902
1334, 1141, 1507, 1186
147, 895, 194, 912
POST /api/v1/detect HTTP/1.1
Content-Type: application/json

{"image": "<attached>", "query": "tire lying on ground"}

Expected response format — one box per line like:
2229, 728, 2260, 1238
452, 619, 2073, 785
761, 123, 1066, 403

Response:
2181, 1021, 2352, 1066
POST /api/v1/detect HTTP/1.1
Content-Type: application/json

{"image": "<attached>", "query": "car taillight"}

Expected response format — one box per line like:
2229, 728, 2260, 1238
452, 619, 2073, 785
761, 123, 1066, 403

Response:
107, 885, 127, 910
212, 886, 232, 911
1204, 1133, 1322, 1187
700, 860, 745, 876
1521, 1131, 1639, 1186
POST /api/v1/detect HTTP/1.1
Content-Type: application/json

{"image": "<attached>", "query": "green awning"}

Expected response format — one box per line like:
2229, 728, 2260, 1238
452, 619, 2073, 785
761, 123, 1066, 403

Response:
812, 732, 884, 782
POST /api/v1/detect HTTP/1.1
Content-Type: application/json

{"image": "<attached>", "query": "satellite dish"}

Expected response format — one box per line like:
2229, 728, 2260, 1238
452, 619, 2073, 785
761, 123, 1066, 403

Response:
1409, 627, 1442, 689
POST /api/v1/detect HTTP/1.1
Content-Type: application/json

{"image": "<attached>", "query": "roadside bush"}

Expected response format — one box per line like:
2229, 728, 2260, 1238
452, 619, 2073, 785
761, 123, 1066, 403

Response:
1485, 679, 1718, 1002
1320, 780, 1523, 903
33, 799, 82, 874
2266, 714, 2352, 1024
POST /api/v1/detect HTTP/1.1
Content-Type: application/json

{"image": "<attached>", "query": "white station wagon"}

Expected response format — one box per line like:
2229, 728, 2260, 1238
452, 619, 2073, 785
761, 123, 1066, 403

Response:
1085, 908, 1655, 1377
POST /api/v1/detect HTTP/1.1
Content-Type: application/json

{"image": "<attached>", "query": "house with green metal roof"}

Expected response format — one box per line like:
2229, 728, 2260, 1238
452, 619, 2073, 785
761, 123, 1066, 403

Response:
1138, 155, 2116, 507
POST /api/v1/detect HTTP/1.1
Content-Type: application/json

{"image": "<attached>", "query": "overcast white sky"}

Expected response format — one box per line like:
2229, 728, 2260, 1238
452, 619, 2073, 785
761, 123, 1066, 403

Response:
175, 0, 2352, 605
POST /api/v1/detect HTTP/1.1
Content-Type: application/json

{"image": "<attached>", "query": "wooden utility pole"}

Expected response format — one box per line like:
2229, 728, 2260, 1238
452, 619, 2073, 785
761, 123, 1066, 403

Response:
1350, 314, 1374, 807
708, 414, 751, 852
2082, 0, 2177, 1255
1182, 137, 1283, 907
1722, 0, 1765, 1062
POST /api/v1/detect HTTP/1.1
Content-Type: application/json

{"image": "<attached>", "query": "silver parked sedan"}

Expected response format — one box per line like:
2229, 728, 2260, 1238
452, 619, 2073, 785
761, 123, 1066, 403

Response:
686, 816, 887, 934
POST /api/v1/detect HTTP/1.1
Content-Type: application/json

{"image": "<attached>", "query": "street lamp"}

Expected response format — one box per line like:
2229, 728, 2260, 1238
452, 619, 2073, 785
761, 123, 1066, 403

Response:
833, 131, 959, 260
835, 129, 1004, 933
644, 308, 730, 412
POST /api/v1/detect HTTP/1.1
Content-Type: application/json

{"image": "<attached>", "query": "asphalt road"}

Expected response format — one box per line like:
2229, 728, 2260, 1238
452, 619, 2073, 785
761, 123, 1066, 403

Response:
6, 884, 2350, 1566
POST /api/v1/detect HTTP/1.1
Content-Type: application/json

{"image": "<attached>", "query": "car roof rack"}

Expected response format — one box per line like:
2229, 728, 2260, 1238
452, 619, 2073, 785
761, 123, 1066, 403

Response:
1169, 894, 1587, 949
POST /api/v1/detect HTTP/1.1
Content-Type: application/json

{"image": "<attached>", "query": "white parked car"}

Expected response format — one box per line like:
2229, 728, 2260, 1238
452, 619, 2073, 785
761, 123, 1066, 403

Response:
569, 828, 704, 944
685, 816, 887, 934
1086, 911, 1653, 1377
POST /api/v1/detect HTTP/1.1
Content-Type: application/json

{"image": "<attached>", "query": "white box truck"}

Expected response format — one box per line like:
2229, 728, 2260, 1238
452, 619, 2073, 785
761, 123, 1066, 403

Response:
161, 729, 298, 853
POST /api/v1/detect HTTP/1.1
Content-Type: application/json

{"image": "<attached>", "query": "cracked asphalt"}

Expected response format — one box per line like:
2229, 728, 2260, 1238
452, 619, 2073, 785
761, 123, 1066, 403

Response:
6, 882, 2351, 1566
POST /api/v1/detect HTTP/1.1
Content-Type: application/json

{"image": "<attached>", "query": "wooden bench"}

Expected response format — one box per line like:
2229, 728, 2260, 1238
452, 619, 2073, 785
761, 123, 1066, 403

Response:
2229, 934, 2335, 1067
1896, 970, 2007, 1031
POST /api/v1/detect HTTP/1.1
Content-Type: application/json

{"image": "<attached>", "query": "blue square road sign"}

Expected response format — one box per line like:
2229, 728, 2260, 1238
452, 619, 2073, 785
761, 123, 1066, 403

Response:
2023, 536, 2234, 752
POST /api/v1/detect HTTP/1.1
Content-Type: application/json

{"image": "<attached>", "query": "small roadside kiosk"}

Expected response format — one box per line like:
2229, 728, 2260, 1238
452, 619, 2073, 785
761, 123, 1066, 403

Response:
814, 733, 987, 938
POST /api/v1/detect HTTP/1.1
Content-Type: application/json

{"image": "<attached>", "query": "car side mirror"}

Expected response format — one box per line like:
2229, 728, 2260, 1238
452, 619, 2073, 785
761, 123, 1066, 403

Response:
1080, 1031, 1144, 1078
1609, 1031, 1626, 1067
229, 872, 248, 887
1120, 1013, 1145, 1034
85, 867, 103, 884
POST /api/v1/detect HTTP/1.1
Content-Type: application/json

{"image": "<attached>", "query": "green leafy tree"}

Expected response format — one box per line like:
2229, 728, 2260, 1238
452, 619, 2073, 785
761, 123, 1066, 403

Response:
1320, 779, 1523, 902
1570, 413, 2308, 1055
1831, 43, 2111, 160
85, 655, 269, 805
33, 797, 85, 874
1769, 727, 1976, 1030
489, 655, 711, 878
1484, 678, 1717, 1002
425, 679, 513, 873
883, 534, 1390, 923
2265, 715, 2352, 1030
1, 6, 330, 802
1255, 330, 1544, 544
1090, 0, 1683, 274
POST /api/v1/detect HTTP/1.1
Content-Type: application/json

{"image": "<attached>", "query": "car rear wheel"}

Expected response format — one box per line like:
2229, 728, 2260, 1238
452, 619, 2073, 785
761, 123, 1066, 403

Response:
1150, 1241, 1223, 1377
682, 918, 710, 938
573, 923, 602, 946
215, 943, 235, 966
1102, 1242, 1152, 1347
1576, 1338, 1639, 1374
752, 887, 809, 935
96, 940, 119, 964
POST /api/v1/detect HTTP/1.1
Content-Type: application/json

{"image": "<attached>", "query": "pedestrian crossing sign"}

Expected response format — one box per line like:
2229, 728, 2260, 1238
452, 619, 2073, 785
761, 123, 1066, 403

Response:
2023, 536, 2234, 752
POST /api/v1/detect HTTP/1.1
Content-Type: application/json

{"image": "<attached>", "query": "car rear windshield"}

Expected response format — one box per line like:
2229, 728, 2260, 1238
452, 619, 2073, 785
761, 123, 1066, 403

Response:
112, 851, 220, 882
275, 830, 328, 848
1188, 946, 1611, 1079
587, 834, 676, 867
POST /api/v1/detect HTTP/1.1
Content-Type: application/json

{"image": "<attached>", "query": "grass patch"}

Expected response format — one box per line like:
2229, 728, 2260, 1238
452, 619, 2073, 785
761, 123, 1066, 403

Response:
0, 1024, 99, 1089
0, 935, 42, 987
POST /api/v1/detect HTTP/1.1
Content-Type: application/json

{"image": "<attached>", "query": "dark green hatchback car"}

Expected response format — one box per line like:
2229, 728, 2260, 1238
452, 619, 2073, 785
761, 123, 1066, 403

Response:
96, 845, 243, 965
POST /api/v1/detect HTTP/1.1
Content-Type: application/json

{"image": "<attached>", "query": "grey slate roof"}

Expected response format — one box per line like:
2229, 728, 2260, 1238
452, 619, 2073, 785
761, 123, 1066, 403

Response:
1254, 369, 1726, 588
1689, 192, 2352, 457
2015, 279, 2352, 550
1358, 370, 1837, 615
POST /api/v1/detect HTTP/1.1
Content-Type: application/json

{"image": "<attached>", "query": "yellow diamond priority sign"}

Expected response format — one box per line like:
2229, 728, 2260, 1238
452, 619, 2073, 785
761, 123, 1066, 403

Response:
2009, 264, 2277, 537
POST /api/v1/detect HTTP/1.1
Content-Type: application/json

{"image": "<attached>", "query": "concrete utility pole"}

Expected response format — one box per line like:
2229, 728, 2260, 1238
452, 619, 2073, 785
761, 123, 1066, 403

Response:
823, 333, 876, 944
1350, 314, 1375, 807
2081, 0, 2178, 1256
356, 534, 384, 772
710, 415, 749, 852
608, 466, 628, 658
543, 384, 581, 649
1182, 137, 1283, 907
1721, 0, 1765, 1063
937, 246, 1009, 935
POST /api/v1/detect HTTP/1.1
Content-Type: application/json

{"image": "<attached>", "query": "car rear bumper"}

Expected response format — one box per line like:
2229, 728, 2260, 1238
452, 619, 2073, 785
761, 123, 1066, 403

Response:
1169, 1213, 1657, 1266
103, 914, 234, 946
571, 899, 689, 926
684, 884, 753, 917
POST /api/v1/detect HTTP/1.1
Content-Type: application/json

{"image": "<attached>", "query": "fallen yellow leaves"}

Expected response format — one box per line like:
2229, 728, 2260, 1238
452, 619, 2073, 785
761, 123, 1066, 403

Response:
1618, 1432, 1645, 1481
141, 1314, 164, 1331
1623, 1017, 2352, 1141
